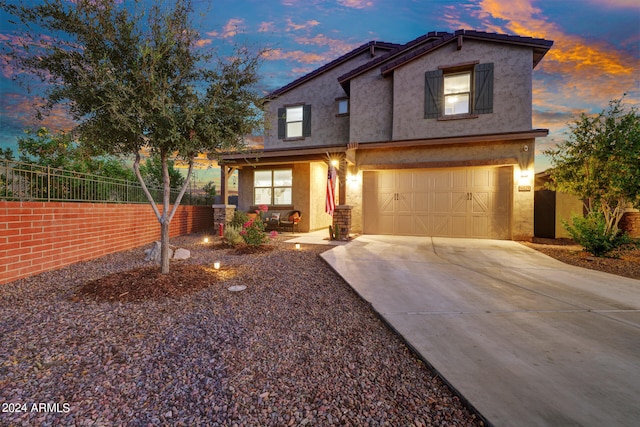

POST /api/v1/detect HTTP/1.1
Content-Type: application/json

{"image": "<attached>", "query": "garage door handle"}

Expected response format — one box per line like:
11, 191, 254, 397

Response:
467, 192, 472, 200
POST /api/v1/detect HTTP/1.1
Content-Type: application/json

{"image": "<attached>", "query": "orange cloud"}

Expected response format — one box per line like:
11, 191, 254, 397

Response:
195, 38, 212, 47
206, 18, 246, 39
262, 48, 325, 64
2, 93, 76, 133
285, 18, 320, 32
258, 22, 275, 33
475, 0, 638, 109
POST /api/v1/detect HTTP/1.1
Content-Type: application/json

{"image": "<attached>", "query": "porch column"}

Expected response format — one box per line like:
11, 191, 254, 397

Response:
220, 165, 228, 205
219, 165, 237, 205
338, 158, 347, 205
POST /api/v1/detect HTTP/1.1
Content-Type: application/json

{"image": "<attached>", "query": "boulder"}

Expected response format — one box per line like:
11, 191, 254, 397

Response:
144, 241, 181, 263
172, 248, 191, 260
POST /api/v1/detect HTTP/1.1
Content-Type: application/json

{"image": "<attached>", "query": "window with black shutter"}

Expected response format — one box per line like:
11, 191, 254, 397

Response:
424, 63, 493, 119
277, 104, 311, 139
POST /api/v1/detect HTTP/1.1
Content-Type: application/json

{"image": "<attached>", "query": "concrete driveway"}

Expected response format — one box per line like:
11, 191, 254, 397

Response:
320, 235, 640, 427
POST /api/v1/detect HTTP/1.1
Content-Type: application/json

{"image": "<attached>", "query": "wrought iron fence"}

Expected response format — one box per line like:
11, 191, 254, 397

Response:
0, 159, 213, 205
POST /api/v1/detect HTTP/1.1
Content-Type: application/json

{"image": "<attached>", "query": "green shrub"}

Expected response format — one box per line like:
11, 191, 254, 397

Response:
563, 211, 631, 257
229, 210, 249, 228
240, 216, 269, 246
223, 225, 244, 246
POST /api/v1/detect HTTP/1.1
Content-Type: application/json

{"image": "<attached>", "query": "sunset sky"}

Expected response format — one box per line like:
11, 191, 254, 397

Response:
1, 0, 638, 176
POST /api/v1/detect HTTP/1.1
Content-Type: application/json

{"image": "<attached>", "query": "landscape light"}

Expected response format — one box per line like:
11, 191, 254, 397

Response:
213, 262, 220, 270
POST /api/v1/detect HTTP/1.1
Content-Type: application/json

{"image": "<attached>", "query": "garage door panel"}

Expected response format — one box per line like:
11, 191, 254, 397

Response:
377, 214, 395, 234
471, 192, 489, 214
396, 194, 412, 213
472, 216, 490, 237
378, 192, 395, 213
452, 192, 467, 214
433, 215, 452, 235
414, 192, 429, 212
414, 215, 430, 235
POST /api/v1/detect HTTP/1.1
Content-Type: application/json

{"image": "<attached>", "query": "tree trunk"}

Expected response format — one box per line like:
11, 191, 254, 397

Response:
160, 219, 170, 274
160, 152, 171, 274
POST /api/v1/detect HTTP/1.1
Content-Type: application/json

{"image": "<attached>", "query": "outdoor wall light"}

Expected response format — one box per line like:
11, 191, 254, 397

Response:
213, 262, 220, 270
520, 170, 529, 178
331, 159, 339, 168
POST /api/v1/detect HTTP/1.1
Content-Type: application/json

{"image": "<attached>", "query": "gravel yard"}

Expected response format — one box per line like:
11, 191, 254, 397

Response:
0, 232, 481, 426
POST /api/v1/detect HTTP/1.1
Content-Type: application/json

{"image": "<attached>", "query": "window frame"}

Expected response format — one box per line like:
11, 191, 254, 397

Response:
253, 168, 293, 206
285, 105, 304, 138
443, 71, 471, 116
335, 97, 349, 116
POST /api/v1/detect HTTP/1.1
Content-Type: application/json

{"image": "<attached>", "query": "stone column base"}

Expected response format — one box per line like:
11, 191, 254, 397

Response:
333, 205, 352, 241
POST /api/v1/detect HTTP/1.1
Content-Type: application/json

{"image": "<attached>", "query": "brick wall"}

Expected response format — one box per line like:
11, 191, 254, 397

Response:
620, 211, 640, 239
0, 201, 213, 285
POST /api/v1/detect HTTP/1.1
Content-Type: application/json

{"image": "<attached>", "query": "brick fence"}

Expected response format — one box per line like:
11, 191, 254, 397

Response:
0, 201, 213, 285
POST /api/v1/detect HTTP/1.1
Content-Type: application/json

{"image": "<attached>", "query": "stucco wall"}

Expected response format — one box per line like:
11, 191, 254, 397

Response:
350, 68, 393, 143
392, 41, 533, 140
355, 139, 529, 169
264, 50, 374, 151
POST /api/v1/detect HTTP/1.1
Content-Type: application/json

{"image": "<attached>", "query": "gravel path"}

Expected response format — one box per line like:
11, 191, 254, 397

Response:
1, 232, 482, 426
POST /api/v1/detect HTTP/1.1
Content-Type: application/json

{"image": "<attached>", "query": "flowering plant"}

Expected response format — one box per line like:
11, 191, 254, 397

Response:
240, 204, 272, 246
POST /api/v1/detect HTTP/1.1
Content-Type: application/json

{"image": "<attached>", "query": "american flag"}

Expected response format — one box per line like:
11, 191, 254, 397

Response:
326, 164, 337, 216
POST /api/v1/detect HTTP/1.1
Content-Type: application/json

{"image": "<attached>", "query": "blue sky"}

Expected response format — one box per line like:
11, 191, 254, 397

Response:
1, 0, 639, 175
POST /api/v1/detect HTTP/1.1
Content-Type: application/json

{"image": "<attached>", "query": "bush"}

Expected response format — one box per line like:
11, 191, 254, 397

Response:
229, 210, 249, 228
240, 217, 269, 246
223, 225, 244, 246
563, 211, 632, 257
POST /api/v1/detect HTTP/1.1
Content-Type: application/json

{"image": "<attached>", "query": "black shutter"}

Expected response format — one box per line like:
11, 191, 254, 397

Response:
277, 107, 286, 139
424, 69, 443, 119
302, 105, 312, 137
474, 63, 493, 114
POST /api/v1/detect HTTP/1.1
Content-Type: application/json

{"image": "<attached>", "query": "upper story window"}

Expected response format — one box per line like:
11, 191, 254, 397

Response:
425, 62, 493, 119
254, 169, 293, 205
278, 105, 311, 139
444, 72, 470, 115
286, 106, 303, 137
336, 98, 349, 116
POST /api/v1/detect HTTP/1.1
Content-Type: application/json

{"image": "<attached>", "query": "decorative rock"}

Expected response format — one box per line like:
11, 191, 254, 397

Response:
227, 285, 247, 292
172, 248, 191, 260
144, 241, 162, 262
144, 241, 180, 263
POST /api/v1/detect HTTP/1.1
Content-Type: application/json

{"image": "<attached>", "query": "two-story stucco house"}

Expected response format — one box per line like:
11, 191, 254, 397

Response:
221, 30, 553, 240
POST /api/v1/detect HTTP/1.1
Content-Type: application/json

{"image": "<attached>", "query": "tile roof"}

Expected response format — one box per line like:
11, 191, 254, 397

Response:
378, 30, 553, 77
266, 30, 553, 99
265, 41, 400, 100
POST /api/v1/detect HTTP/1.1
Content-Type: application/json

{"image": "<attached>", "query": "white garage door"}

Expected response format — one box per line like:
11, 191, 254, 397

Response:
363, 167, 512, 239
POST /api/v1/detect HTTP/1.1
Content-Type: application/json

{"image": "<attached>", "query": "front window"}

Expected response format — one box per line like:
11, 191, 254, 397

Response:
444, 72, 471, 115
286, 106, 303, 138
254, 169, 292, 205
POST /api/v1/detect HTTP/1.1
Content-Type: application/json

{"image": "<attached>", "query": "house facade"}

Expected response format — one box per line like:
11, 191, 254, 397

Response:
221, 30, 553, 240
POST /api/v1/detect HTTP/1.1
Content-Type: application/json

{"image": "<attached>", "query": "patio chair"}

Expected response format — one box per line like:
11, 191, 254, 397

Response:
279, 210, 301, 233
